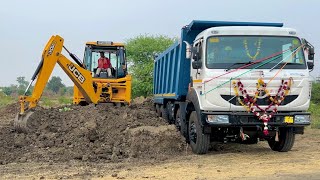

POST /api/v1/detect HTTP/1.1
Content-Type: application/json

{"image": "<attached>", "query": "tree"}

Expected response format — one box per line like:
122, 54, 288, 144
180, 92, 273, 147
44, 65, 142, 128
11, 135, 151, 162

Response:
3, 86, 13, 96
47, 76, 66, 94
16, 76, 29, 95
126, 35, 174, 97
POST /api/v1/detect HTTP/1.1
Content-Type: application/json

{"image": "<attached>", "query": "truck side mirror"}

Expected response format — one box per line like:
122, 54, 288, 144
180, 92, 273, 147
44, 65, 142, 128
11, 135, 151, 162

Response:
192, 61, 202, 69
308, 48, 315, 71
308, 47, 315, 60
192, 47, 202, 61
192, 51, 199, 60
302, 38, 315, 71
307, 61, 314, 70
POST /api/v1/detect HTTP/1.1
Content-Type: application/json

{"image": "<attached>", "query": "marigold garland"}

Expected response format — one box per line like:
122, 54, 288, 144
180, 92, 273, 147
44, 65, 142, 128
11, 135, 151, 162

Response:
233, 78, 293, 135
243, 38, 262, 60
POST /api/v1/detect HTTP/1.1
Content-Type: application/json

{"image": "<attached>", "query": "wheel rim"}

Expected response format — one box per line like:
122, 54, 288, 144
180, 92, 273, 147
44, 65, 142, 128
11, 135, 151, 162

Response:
189, 122, 197, 143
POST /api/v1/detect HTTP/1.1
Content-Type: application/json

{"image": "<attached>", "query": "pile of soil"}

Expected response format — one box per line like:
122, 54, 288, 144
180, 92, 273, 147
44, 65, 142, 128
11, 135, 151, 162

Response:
0, 98, 185, 164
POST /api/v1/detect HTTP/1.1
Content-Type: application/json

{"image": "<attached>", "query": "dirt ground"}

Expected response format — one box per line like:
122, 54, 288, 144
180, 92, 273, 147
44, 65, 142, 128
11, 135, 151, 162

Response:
1, 99, 320, 179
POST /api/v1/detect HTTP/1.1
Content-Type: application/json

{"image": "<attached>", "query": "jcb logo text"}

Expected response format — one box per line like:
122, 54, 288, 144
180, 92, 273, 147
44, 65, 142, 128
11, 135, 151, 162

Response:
68, 64, 86, 84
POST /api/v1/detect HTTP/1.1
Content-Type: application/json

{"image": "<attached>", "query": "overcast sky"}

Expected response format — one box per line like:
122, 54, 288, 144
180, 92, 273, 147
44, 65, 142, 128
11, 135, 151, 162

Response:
0, 0, 319, 86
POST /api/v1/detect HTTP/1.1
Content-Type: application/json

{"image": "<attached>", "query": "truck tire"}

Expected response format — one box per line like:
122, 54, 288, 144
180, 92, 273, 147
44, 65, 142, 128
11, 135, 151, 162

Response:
161, 105, 170, 123
155, 104, 161, 117
166, 101, 174, 124
268, 127, 295, 152
175, 108, 181, 131
188, 111, 210, 154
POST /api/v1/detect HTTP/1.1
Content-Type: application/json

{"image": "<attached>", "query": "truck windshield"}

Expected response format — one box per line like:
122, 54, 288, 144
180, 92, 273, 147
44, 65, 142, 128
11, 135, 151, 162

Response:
206, 36, 306, 69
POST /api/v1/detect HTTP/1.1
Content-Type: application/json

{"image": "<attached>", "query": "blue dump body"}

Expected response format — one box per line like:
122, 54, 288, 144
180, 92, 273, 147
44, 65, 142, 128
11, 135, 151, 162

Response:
153, 20, 283, 104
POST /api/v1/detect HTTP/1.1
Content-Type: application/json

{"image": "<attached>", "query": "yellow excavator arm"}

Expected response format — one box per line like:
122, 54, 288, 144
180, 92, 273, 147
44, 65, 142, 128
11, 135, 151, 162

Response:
15, 35, 100, 132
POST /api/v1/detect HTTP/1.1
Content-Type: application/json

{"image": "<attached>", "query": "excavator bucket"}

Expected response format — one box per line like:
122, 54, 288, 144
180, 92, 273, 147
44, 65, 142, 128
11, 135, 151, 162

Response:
14, 111, 34, 133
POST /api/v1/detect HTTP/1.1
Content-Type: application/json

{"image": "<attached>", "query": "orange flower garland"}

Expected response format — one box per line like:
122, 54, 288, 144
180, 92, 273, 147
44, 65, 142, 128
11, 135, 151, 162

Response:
233, 78, 293, 135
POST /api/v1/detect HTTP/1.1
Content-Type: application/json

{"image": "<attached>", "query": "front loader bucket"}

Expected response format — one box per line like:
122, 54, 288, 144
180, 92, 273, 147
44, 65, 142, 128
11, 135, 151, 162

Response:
14, 111, 34, 133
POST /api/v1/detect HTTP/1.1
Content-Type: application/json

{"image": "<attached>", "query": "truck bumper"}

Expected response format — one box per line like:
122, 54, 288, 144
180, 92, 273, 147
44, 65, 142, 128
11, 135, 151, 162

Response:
201, 111, 311, 127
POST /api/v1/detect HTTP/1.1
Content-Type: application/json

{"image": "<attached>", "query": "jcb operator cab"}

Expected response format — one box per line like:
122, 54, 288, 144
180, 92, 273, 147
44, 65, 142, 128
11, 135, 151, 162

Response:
83, 41, 127, 78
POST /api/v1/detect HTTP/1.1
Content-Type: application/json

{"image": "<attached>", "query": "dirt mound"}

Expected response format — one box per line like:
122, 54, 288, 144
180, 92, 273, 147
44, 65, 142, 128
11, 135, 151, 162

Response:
0, 103, 19, 126
0, 99, 185, 164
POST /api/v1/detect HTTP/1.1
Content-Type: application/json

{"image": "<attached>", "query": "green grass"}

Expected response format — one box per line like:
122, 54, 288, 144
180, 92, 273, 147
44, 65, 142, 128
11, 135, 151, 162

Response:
0, 93, 15, 107
58, 96, 73, 105
40, 96, 57, 107
0, 90, 73, 109
39, 96, 72, 107
309, 102, 320, 129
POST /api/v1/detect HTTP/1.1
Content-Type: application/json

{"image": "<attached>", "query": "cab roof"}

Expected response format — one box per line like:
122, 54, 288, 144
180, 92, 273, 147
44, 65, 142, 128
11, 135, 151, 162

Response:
86, 41, 125, 47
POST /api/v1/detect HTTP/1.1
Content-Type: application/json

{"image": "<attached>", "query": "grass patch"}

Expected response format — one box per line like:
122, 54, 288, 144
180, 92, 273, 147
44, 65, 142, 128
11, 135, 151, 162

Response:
39, 96, 72, 108
40, 97, 57, 107
0, 92, 15, 107
309, 102, 320, 129
58, 96, 73, 105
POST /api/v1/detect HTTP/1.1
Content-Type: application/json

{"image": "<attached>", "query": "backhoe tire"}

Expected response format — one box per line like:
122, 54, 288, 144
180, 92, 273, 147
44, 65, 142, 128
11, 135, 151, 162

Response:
161, 105, 170, 123
188, 111, 210, 154
79, 101, 89, 106
114, 102, 122, 107
155, 104, 161, 117
268, 127, 295, 152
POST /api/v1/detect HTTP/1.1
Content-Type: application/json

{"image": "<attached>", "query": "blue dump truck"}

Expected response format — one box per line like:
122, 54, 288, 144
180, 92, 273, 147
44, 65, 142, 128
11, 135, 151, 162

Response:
153, 20, 315, 154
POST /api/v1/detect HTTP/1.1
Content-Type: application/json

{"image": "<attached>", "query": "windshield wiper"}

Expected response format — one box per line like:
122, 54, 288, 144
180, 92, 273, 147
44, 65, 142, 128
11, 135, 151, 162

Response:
269, 62, 301, 72
225, 61, 252, 72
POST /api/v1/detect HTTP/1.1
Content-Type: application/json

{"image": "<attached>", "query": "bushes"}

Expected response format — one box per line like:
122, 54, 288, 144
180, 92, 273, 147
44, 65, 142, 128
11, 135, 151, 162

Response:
311, 83, 320, 103
310, 83, 320, 128
309, 103, 320, 128
0, 92, 15, 107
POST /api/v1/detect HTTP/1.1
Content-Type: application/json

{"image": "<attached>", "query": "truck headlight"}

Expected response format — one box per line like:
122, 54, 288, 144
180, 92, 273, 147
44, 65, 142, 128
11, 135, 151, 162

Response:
294, 115, 311, 124
207, 115, 229, 124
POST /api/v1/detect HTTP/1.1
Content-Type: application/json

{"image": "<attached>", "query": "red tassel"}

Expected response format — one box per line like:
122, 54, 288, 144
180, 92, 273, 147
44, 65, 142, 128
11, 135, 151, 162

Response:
263, 129, 269, 135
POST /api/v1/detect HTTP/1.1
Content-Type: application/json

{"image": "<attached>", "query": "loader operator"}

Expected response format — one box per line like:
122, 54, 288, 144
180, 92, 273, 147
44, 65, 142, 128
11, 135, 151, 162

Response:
96, 52, 112, 77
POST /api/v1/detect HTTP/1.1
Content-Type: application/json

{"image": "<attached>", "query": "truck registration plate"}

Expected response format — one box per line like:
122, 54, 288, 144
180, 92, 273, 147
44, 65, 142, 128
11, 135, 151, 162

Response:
284, 116, 294, 124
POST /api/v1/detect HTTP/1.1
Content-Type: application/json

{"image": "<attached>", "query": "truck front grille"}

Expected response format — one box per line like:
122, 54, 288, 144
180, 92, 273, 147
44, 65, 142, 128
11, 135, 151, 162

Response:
221, 95, 298, 106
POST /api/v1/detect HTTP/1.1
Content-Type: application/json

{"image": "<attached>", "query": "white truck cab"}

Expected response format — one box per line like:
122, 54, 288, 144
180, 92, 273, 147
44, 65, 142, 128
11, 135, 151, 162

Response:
190, 26, 312, 112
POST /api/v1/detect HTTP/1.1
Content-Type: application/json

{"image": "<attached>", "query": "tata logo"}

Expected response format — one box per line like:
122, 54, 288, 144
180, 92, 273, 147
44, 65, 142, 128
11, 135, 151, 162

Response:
68, 64, 86, 84
48, 41, 56, 55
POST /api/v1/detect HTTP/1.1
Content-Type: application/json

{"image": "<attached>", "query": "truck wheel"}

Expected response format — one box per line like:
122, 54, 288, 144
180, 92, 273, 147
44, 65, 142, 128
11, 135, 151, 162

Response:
179, 109, 189, 141
166, 102, 174, 124
155, 104, 161, 117
161, 105, 170, 123
188, 111, 210, 154
268, 127, 295, 152
175, 108, 181, 131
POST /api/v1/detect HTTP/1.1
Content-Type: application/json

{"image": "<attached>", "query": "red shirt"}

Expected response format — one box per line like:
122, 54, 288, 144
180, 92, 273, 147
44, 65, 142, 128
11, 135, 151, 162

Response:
98, 57, 111, 69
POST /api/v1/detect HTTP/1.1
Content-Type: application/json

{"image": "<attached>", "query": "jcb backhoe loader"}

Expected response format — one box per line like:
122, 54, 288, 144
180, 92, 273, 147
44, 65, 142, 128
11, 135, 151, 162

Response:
14, 35, 132, 133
